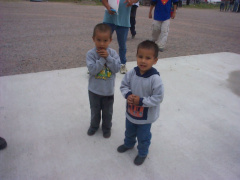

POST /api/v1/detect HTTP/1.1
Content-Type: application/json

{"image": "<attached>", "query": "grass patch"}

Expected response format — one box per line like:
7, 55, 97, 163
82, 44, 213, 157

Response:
48, 0, 102, 5
182, 3, 220, 9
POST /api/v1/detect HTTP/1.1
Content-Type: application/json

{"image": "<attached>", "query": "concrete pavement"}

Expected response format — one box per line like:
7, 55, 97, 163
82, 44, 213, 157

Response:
0, 52, 240, 180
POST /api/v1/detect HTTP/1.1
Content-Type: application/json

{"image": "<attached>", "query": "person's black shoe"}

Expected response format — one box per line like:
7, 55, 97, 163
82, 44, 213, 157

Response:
103, 131, 111, 138
0, 137, 7, 150
134, 155, 147, 166
117, 144, 133, 153
87, 128, 96, 136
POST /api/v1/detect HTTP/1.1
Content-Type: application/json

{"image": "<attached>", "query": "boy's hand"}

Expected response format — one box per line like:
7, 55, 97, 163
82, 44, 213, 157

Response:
149, 12, 152, 19
132, 95, 140, 105
127, 94, 134, 105
97, 49, 109, 58
107, 8, 116, 15
171, 12, 176, 19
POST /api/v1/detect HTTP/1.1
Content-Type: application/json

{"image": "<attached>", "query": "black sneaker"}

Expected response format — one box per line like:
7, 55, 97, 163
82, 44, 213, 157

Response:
87, 128, 96, 136
117, 144, 133, 153
0, 137, 7, 150
134, 155, 147, 166
103, 131, 111, 138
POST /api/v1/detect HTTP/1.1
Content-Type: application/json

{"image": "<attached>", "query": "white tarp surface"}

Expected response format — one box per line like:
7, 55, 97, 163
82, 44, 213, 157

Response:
0, 52, 240, 180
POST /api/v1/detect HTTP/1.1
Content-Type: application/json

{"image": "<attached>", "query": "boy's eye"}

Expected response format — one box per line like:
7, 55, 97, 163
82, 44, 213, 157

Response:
138, 55, 143, 58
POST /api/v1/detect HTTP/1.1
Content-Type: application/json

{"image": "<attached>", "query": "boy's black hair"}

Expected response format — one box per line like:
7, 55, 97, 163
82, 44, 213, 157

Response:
93, 23, 112, 38
137, 40, 159, 58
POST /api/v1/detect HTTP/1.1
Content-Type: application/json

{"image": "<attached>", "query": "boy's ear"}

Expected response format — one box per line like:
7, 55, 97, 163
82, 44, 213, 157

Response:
154, 58, 158, 64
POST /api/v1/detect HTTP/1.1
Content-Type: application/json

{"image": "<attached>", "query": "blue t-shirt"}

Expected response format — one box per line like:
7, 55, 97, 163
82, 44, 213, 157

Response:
103, 0, 131, 27
152, 0, 178, 21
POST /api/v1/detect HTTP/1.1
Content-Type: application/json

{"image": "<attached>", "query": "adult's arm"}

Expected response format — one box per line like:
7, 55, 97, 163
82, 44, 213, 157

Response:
171, 3, 178, 19
102, 0, 115, 15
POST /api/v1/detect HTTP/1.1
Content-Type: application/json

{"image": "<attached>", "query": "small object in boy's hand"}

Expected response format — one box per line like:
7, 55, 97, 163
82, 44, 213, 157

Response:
170, 8, 174, 17
170, 7, 173, 17
110, 9, 117, 14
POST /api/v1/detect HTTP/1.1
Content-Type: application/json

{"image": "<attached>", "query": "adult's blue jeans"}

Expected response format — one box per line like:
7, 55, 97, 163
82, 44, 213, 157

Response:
233, 2, 239, 12
124, 119, 152, 157
104, 23, 129, 65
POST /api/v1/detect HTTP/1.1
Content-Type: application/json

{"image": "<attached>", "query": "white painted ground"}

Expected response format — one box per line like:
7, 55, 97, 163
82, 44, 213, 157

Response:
0, 52, 240, 180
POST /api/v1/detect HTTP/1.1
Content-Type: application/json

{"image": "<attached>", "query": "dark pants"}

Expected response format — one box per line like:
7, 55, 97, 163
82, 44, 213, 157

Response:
178, 0, 182, 7
124, 119, 152, 157
88, 91, 114, 133
130, 5, 138, 36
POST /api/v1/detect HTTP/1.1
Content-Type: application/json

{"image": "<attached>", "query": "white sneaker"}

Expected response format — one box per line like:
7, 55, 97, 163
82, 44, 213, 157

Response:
120, 64, 127, 74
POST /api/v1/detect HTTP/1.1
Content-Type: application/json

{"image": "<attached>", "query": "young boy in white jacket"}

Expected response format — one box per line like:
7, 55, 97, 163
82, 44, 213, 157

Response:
117, 40, 164, 165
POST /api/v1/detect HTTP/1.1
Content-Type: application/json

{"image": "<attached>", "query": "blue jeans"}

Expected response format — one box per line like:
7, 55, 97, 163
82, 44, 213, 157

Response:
104, 23, 129, 65
233, 2, 239, 12
124, 119, 152, 157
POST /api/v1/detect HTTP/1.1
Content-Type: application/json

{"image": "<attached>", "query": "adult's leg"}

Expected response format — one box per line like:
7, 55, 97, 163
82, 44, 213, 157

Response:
233, 2, 237, 11
116, 26, 129, 65
225, 2, 229, 11
88, 91, 101, 131
136, 123, 152, 157
236, 2, 239, 11
130, 5, 138, 37
104, 23, 116, 34
102, 95, 114, 133
220, 3, 225, 11
158, 19, 170, 49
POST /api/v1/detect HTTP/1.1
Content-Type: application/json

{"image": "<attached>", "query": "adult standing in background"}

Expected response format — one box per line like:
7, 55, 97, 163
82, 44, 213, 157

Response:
228, 0, 234, 11
224, 0, 229, 11
102, 0, 139, 74
130, 2, 139, 39
233, 0, 239, 12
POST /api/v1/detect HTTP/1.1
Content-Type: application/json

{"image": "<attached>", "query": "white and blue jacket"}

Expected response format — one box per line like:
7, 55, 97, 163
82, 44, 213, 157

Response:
120, 66, 164, 124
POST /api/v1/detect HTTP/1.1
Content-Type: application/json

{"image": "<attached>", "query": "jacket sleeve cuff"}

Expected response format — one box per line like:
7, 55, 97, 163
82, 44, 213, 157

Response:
125, 92, 132, 99
99, 57, 106, 65
139, 98, 144, 106
106, 55, 112, 62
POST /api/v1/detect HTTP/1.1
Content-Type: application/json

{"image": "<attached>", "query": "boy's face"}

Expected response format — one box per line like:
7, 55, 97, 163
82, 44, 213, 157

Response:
137, 48, 158, 75
92, 31, 112, 50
